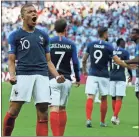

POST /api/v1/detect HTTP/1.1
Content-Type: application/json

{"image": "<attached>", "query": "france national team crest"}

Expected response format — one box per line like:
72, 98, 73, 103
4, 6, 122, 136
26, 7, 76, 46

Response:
39, 35, 44, 45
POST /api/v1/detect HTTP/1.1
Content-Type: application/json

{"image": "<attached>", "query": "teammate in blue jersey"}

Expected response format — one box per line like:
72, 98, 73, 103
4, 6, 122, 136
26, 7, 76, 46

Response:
49, 18, 80, 136
124, 28, 139, 129
109, 38, 132, 125
82, 27, 131, 128
3, 4, 65, 136
125, 28, 139, 100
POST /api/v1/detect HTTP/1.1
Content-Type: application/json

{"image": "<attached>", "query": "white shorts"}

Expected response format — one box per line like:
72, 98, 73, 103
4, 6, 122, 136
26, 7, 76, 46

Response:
10, 75, 51, 104
135, 78, 139, 92
50, 78, 72, 106
85, 76, 109, 96
110, 81, 126, 97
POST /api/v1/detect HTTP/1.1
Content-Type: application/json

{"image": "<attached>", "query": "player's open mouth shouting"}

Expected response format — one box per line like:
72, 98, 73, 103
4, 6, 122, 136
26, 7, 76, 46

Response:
32, 16, 37, 25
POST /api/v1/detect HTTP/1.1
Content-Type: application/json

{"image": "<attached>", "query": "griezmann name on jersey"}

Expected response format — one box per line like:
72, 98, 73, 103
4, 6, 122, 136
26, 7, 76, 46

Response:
49, 36, 80, 82
8, 28, 50, 76
110, 47, 130, 81
86, 40, 114, 78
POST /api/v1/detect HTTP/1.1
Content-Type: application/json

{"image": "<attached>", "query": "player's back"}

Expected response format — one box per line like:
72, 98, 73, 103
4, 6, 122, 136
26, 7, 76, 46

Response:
50, 36, 75, 80
86, 40, 114, 78
110, 47, 129, 81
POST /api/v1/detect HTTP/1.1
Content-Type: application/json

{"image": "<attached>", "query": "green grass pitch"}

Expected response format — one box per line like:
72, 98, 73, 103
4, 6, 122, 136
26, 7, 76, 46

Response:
2, 82, 138, 136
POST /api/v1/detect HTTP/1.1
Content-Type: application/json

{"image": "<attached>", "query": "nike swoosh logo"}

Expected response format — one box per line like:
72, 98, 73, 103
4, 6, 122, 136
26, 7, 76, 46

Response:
21, 37, 26, 40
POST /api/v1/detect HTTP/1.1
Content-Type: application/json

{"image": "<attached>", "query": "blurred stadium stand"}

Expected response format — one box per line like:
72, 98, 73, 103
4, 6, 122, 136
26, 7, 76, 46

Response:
2, 1, 138, 84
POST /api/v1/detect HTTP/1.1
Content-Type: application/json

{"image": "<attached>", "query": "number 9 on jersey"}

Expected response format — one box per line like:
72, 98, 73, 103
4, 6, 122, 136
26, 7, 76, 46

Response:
94, 50, 103, 64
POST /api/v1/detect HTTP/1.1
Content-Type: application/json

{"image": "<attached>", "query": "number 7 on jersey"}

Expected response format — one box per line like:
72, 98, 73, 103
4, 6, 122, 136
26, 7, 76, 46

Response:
55, 51, 65, 69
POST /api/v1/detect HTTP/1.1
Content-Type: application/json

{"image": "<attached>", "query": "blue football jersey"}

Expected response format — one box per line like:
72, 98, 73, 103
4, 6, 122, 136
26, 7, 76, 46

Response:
8, 28, 50, 76
86, 40, 114, 78
49, 36, 80, 82
110, 47, 130, 81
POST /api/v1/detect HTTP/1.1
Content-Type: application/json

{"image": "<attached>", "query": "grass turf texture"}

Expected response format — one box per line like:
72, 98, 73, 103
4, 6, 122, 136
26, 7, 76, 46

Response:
2, 82, 138, 136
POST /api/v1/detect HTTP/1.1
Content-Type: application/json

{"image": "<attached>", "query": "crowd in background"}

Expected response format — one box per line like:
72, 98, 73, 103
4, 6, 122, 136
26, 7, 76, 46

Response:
2, 1, 138, 75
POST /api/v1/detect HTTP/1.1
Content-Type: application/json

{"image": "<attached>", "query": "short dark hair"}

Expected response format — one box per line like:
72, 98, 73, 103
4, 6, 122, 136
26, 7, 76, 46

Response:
116, 38, 124, 46
21, 4, 35, 17
54, 18, 67, 33
98, 27, 108, 37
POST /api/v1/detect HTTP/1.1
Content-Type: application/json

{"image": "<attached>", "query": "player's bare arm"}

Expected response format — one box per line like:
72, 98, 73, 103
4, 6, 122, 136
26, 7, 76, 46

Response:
124, 56, 139, 64
82, 53, 89, 75
128, 69, 133, 82
46, 53, 65, 83
113, 55, 130, 69
8, 54, 17, 85
72, 45, 81, 87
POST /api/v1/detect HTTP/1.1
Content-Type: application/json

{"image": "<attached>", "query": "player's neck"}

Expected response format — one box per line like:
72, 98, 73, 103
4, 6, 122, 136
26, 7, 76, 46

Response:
100, 37, 106, 41
57, 32, 65, 37
22, 23, 35, 33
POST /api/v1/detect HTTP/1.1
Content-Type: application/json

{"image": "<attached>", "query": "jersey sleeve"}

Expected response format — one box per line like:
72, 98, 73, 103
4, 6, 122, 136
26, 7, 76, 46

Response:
45, 33, 50, 53
8, 32, 16, 54
72, 43, 80, 82
40, 30, 50, 53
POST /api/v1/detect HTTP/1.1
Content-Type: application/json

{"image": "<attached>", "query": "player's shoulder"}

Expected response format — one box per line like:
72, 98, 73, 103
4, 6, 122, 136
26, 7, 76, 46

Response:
117, 47, 129, 58
104, 41, 114, 51
50, 36, 75, 46
87, 40, 97, 47
88, 40, 111, 47
119, 47, 126, 52
35, 28, 49, 38
64, 37, 75, 46
8, 28, 20, 39
102, 40, 112, 47
49, 36, 57, 42
61, 36, 75, 46
122, 48, 129, 55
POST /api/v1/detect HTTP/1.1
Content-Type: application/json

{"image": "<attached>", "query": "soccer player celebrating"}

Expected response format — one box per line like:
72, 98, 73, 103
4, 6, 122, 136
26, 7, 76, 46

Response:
82, 27, 132, 128
3, 4, 65, 136
110, 38, 132, 125
49, 18, 80, 136
124, 28, 139, 129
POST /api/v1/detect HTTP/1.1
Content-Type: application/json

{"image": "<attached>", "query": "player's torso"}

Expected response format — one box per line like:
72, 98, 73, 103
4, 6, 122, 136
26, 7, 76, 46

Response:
49, 36, 73, 80
88, 40, 112, 78
110, 48, 128, 81
13, 28, 48, 76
